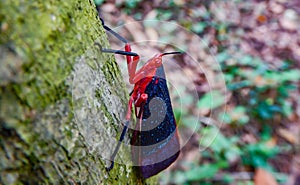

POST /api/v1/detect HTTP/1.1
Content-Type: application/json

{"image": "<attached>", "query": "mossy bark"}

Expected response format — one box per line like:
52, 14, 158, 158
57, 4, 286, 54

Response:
0, 0, 156, 184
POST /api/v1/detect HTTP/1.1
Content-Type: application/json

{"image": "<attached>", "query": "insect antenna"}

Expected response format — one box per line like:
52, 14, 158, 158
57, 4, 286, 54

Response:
162, 51, 184, 56
100, 18, 128, 44
94, 42, 138, 56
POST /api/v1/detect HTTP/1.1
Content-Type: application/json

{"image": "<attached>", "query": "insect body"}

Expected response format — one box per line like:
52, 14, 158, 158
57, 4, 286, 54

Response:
130, 64, 180, 178
98, 18, 182, 178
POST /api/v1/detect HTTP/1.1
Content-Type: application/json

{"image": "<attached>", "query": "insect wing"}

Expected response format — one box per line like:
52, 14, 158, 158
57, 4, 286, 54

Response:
131, 65, 180, 178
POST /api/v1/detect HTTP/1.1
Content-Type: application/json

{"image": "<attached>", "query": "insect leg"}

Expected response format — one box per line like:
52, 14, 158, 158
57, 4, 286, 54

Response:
94, 42, 138, 56
98, 18, 141, 84
106, 96, 134, 171
100, 18, 128, 44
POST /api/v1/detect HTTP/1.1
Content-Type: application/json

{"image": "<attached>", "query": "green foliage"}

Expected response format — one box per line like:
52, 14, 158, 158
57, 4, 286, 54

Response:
191, 22, 207, 34
94, 0, 104, 6
169, 161, 228, 184
174, 162, 227, 184
223, 106, 249, 125
197, 90, 224, 110
156, 9, 174, 20
242, 141, 279, 169
218, 51, 300, 121
201, 127, 241, 162
124, 0, 141, 9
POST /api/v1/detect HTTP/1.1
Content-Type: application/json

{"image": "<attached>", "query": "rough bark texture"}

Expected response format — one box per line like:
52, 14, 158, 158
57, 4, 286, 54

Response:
0, 0, 156, 184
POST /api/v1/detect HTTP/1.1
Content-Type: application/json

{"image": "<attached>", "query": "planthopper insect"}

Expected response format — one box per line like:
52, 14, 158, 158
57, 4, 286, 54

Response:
97, 18, 183, 179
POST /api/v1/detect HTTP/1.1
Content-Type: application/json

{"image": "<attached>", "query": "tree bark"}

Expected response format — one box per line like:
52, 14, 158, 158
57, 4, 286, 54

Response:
0, 0, 156, 184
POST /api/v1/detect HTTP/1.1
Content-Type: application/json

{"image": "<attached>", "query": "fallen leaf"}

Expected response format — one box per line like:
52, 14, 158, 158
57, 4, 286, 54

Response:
254, 168, 278, 185
278, 128, 297, 144
257, 15, 267, 23
265, 137, 277, 148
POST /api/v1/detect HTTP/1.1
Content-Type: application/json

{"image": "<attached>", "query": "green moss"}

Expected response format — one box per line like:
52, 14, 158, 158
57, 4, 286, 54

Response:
0, 0, 108, 109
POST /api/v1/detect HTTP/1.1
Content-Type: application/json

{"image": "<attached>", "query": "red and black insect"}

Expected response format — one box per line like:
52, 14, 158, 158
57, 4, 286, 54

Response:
97, 18, 182, 178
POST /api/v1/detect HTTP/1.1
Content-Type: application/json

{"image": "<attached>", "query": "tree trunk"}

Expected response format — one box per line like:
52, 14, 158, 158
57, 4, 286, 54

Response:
0, 0, 156, 184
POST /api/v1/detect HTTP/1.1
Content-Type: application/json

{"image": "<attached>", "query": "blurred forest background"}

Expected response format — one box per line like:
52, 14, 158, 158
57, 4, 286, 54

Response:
96, 0, 300, 184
